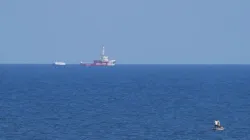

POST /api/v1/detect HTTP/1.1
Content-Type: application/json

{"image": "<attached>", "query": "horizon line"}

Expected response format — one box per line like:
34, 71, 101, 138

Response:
0, 63, 249, 65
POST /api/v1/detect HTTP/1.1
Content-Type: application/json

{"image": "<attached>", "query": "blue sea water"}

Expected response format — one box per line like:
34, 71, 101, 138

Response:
0, 64, 250, 140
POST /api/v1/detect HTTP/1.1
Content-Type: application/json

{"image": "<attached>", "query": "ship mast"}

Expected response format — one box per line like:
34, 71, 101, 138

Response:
101, 45, 105, 56
100, 45, 105, 61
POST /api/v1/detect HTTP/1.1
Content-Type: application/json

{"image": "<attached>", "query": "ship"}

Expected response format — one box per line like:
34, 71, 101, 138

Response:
80, 45, 116, 66
53, 61, 66, 66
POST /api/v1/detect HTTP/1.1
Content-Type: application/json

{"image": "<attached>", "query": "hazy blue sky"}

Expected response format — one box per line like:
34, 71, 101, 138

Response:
0, 0, 249, 64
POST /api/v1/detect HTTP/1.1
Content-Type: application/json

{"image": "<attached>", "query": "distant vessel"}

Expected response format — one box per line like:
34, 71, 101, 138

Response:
213, 120, 224, 131
80, 45, 116, 66
53, 61, 66, 66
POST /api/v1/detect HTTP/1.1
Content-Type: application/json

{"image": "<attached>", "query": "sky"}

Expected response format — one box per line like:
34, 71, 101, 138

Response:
0, 0, 249, 64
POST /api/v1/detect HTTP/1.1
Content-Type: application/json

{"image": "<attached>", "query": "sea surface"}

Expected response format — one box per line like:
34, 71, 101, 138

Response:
0, 64, 250, 140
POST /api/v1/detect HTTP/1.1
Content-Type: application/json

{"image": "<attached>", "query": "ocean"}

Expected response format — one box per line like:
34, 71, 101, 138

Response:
0, 64, 250, 139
